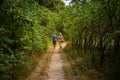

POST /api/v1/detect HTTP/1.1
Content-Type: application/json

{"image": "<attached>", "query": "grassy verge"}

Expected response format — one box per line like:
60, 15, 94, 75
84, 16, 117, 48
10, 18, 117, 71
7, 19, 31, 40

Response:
13, 45, 53, 80
61, 45, 108, 80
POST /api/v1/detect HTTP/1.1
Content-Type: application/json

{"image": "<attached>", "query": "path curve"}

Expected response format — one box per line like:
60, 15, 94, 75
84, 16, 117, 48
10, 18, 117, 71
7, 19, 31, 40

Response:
47, 43, 66, 80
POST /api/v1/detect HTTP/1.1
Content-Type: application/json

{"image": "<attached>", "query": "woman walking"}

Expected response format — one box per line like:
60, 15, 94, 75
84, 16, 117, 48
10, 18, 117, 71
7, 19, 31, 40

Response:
57, 33, 64, 48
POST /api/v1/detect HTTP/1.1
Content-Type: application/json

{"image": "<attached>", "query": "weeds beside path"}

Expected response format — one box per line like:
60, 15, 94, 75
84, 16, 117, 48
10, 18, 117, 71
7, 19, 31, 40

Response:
62, 45, 109, 80
25, 48, 53, 80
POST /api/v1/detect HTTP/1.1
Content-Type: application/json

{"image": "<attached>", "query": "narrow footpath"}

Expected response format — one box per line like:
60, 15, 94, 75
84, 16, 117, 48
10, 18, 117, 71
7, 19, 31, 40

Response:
47, 43, 66, 80
25, 43, 66, 80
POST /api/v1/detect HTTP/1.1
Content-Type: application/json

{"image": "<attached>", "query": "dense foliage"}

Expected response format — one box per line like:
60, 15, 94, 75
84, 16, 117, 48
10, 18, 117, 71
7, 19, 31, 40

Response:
36, 0, 65, 12
61, 0, 120, 80
0, 0, 60, 80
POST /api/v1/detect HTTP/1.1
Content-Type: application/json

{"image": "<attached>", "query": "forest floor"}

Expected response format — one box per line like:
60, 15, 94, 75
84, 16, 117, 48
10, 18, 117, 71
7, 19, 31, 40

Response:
25, 42, 67, 80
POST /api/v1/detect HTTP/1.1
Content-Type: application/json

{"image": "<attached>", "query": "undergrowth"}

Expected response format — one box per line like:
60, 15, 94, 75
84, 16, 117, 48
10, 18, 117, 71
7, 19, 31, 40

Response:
62, 44, 108, 80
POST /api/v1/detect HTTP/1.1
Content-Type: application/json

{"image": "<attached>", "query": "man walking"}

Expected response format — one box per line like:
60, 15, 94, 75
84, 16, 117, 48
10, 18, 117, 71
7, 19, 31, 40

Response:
52, 34, 57, 49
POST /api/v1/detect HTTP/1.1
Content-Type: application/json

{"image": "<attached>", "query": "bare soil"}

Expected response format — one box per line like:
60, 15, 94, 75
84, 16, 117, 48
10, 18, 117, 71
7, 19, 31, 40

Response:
47, 43, 66, 80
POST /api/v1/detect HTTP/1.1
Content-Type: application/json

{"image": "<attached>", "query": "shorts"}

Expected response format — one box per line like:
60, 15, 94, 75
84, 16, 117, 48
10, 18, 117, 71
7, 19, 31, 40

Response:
53, 41, 56, 45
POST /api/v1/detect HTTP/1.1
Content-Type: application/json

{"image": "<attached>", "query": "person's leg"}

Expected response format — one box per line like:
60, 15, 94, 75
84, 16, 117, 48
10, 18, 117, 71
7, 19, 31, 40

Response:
59, 41, 62, 48
53, 41, 56, 49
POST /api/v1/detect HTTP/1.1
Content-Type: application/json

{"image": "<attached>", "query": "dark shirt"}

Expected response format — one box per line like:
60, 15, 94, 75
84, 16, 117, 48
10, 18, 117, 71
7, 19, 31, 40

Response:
52, 34, 57, 41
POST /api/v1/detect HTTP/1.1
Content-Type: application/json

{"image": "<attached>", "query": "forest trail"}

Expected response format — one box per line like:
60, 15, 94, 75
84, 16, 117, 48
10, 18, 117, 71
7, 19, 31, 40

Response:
25, 42, 67, 80
47, 43, 66, 80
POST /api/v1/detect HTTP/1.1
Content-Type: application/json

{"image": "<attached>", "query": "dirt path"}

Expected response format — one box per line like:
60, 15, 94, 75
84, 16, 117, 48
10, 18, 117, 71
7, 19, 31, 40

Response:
25, 43, 66, 80
47, 43, 66, 80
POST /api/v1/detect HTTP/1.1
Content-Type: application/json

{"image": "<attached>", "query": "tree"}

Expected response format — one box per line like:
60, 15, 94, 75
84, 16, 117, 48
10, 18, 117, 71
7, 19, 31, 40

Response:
35, 0, 65, 12
0, 0, 58, 79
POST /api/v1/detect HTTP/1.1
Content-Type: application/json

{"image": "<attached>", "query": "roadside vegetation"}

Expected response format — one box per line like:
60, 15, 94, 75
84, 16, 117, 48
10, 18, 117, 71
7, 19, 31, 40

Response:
0, 0, 64, 80
61, 0, 120, 80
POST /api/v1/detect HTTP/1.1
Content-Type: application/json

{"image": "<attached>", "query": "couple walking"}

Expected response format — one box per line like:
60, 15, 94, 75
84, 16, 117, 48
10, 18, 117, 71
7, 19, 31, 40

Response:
52, 33, 64, 49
